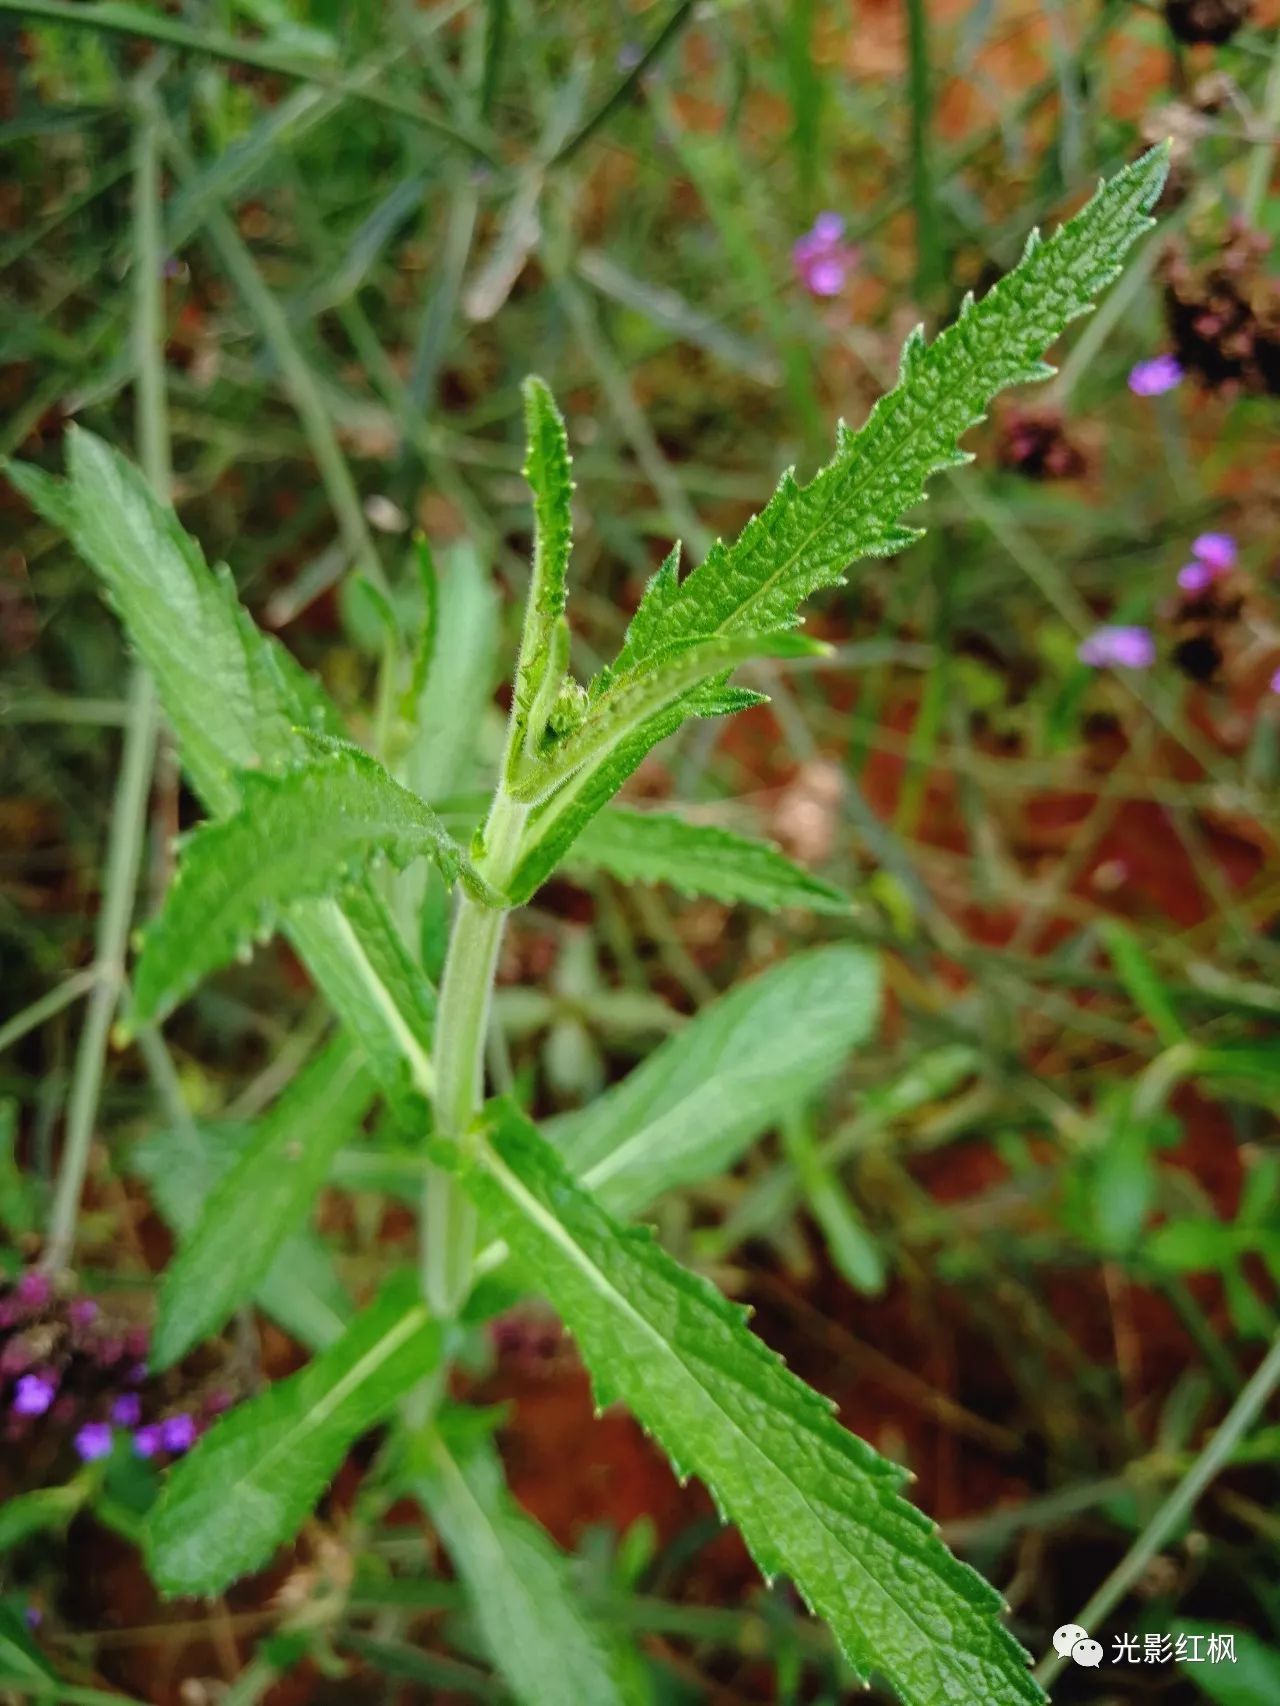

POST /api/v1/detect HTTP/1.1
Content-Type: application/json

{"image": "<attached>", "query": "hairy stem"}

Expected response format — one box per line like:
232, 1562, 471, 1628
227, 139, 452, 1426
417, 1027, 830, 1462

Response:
423, 789, 526, 1317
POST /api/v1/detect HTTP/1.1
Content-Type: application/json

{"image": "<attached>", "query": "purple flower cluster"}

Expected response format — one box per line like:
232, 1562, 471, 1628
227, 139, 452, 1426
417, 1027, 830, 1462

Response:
1177, 531, 1238, 593
1128, 354, 1184, 397
3, 1270, 232, 1476
792, 212, 860, 298
1078, 528, 1280, 696
1078, 625, 1157, 670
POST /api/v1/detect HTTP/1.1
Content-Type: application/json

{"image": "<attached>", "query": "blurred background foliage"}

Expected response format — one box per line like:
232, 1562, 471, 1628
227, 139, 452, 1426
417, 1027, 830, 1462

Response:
3, 0, 1280, 1701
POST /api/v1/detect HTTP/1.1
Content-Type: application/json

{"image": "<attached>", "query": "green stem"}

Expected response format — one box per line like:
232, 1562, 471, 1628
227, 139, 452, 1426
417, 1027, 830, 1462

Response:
1033, 1329, 1280, 1690
905, 0, 941, 300
422, 790, 526, 1317
43, 106, 168, 1273
1243, 25, 1280, 229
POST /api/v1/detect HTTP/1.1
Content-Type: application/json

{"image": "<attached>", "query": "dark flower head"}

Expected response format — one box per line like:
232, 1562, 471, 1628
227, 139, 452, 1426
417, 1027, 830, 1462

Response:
16, 1272, 52, 1312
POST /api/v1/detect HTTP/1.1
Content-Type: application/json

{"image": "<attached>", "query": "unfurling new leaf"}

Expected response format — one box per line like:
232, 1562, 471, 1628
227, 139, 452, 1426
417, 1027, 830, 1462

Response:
507, 375, 576, 771
447, 1107, 1044, 1706
503, 145, 1169, 898
132, 742, 496, 1029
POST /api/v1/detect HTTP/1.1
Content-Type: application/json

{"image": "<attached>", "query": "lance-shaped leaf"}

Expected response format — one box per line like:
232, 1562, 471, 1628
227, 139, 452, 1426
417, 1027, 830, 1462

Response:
144, 1037, 375, 1369
413, 1429, 646, 1706
565, 806, 851, 914
548, 945, 879, 1217
4, 432, 438, 1105
147, 1274, 439, 1598
131, 1115, 354, 1358
447, 1108, 1043, 1706
506, 375, 576, 772
503, 146, 1168, 894
132, 742, 496, 1029
608, 147, 1168, 669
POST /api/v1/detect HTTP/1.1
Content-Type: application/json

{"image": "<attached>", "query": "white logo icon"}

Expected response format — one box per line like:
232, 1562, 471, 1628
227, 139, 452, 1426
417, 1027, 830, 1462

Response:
1054, 1624, 1105, 1666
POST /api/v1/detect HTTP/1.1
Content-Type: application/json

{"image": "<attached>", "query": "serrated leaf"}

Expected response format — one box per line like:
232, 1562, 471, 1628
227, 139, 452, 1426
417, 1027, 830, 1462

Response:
500, 147, 1167, 890
564, 806, 851, 914
448, 1107, 1043, 1706
619, 152, 1165, 663
133, 743, 493, 1029
146, 1275, 439, 1598
144, 1038, 375, 1369
4, 431, 437, 1108
506, 375, 575, 769
131, 1115, 354, 1356
547, 945, 879, 1216
413, 1430, 645, 1706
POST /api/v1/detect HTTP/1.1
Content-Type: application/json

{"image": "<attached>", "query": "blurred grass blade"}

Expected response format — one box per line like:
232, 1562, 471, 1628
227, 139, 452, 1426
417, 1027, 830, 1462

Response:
547, 945, 879, 1216
1099, 921, 1185, 1048
147, 1274, 439, 1597
782, 1108, 885, 1294
0, 0, 499, 163
414, 1429, 647, 1706
143, 1037, 375, 1369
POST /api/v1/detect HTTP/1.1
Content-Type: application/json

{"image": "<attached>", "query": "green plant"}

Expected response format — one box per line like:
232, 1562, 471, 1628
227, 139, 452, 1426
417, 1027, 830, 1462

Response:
5, 144, 1168, 1705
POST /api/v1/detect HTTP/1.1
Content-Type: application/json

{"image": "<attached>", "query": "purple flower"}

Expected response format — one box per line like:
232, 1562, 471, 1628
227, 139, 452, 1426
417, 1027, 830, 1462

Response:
159, 1413, 197, 1453
1189, 532, 1237, 571
74, 1422, 114, 1462
68, 1299, 99, 1331
1128, 355, 1183, 396
1270, 667, 1280, 695
793, 213, 860, 298
1177, 561, 1215, 593
133, 1425, 162, 1458
1078, 625, 1157, 669
12, 1373, 57, 1416
111, 1393, 142, 1427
